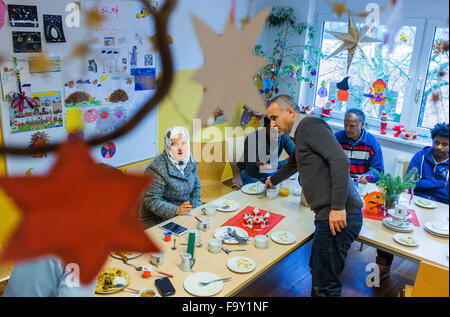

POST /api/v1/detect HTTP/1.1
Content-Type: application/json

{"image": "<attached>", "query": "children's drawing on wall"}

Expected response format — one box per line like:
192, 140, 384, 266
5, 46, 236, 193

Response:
9, 91, 63, 134
43, 15, 66, 43
130, 45, 138, 66
65, 108, 85, 141
83, 108, 98, 123
101, 141, 116, 159
144, 54, 153, 66
28, 131, 50, 158
1, 58, 31, 101
88, 59, 98, 73
130, 67, 156, 91
8, 4, 38, 27
89, 30, 128, 75
12, 31, 42, 53
64, 80, 101, 107
95, 107, 114, 134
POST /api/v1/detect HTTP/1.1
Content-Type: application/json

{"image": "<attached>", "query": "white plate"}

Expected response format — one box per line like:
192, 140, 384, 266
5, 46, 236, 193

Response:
214, 226, 249, 244
393, 233, 419, 247
227, 256, 256, 273
242, 183, 265, 195
424, 226, 449, 238
213, 199, 240, 212
414, 198, 437, 209
382, 218, 414, 233
270, 231, 296, 245
424, 222, 449, 237
184, 272, 223, 297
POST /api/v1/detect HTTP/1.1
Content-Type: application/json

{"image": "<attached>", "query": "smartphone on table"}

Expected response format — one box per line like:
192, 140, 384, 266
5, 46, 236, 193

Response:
155, 277, 175, 296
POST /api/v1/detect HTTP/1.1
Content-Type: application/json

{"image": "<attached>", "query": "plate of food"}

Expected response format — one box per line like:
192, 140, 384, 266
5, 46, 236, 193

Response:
242, 182, 265, 195
110, 251, 143, 260
213, 199, 240, 212
95, 267, 130, 294
414, 198, 437, 209
227, 256, 256, 273
393, 233, 419, 247
214, 226, 249, 244
270, 231, 296, 245
184, 272, 223, 297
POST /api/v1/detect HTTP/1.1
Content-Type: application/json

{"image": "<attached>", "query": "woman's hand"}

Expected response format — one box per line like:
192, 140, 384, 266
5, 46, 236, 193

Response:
176, 201, 192, 215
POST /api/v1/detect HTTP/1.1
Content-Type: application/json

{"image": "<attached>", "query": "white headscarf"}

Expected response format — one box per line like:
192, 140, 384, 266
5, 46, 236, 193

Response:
164, 126, 191, 173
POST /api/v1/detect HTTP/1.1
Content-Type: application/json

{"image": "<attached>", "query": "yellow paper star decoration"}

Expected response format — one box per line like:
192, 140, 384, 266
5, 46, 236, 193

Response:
0, 187, 22, 251
327, 12, 383, 73
191, 8, 270, 126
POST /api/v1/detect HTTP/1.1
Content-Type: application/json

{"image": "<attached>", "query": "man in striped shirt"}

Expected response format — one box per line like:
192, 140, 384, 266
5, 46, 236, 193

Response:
334, 109, 384, 184
335, 109, 392, 280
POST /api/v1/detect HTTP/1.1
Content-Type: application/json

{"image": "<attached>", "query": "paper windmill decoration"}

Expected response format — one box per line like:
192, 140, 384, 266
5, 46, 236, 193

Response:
191, 8, 270, 125
0, 141, 160, 284
327, 12, 383, 73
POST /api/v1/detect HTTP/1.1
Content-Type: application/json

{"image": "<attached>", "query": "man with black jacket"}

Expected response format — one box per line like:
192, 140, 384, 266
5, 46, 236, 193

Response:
265, 95, 363, 297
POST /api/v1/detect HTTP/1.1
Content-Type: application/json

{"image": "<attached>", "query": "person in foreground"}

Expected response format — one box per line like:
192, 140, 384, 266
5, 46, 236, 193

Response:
3, 256, 96, 297
237, 116, 295, 184
139, 126, 202, 228
334, 109, 384, 184
265, 95, 363, 297
406, 122, 449, 204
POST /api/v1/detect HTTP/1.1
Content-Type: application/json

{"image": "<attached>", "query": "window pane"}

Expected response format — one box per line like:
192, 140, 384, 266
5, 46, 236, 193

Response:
315, 21, 416, 123
417, 27, 449, 128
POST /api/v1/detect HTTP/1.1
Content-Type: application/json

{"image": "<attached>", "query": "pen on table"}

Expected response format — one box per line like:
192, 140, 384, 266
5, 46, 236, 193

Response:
194, 216, 203, 223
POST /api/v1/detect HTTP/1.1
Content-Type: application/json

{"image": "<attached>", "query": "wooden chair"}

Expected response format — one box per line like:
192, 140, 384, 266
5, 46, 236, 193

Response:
224, 136, 247, 190
403, 161, 410, 179
122, 161, 150, 175
399, 261, 449, 297
193, 141, 233, 203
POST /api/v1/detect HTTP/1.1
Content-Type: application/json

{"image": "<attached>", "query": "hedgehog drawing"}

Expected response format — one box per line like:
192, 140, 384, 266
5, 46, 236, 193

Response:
28, 131, 50, 158
64, 91, 95, 104
105, 89, 128, 103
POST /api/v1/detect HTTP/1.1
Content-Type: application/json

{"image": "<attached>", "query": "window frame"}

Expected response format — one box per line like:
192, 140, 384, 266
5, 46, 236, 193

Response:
312, 13, 427, 132
405, 18, 449, 134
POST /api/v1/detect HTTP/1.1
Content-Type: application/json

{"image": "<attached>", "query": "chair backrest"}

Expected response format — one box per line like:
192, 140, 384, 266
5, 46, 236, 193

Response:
224, 136, 246, 187
403, 161, 410, 179
123, 161, 149, 175
411, 261, 449, 297
192, 141, 227, 182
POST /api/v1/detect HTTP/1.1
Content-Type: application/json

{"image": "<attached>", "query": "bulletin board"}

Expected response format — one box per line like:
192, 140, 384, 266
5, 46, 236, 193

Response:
0, 0, 159, 176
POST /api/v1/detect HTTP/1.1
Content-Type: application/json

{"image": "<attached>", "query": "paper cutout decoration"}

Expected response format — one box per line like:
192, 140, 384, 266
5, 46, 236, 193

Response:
0, 141, 159, 284
327, 12, 382, 73
336, 76, 350, 102
0, 186, 22, 250
363, 79, 392, 106
28, 131, 50, 158
43, 15, 66, 43
65, 108, 85, 137
25, 168, 33, 176
83, 108, 98, 123
380, 111, 388, 135
317, 80, 327, 98
8, 4, 38, 27
400, 33, 407, 43
191, 8, 270, 125
0, 0, 7, 30
1, 58, 31, 101
101, 141, 116, 159
12, 31, 42, 53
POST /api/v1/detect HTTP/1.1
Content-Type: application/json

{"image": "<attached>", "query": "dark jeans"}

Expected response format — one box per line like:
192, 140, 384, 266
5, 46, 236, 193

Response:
309, 209, 363, 297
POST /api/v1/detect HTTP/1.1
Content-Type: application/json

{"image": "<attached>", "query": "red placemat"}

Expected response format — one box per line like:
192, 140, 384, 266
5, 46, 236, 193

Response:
221, 206, 285, 237
362, 205, 420, 227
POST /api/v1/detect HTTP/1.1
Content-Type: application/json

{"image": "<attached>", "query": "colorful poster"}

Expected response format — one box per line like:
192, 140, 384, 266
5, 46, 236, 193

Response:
9, 91, 63, 134
130, 67, 156, 91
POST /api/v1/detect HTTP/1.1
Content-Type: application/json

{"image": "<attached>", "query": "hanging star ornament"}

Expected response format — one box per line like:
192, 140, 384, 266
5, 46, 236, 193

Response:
0, 141, 160, 284
327, 12, 383, 73
191, 8, 270, 126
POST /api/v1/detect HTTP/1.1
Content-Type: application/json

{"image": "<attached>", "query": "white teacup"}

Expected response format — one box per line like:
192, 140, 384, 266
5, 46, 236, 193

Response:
197, 218, 210, 231
201, 205, 216, 216
394, 204, 408, 218
254, 235, 268, 249
208, 238, 222, 254
149, 251, 165, 266
266, 188, 278, 199
189, 229, 202, 243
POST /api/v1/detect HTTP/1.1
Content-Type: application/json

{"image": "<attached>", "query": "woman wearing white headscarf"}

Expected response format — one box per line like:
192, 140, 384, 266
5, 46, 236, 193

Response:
139, 126, 202, 228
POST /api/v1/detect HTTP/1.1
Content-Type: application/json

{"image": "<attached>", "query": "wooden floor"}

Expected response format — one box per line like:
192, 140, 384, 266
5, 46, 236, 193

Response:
234, 240, 419, 297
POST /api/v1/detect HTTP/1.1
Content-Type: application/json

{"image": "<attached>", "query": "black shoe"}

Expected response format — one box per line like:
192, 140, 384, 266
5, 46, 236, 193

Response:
376, 256, 391, 280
